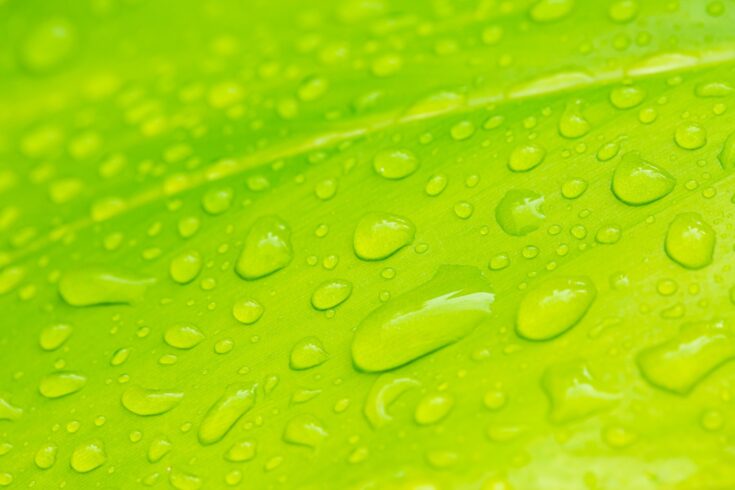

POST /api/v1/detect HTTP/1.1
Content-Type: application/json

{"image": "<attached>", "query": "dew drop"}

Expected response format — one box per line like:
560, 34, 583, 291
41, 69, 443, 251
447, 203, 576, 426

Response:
611, 152, 675, 205
516, 276, 596, 341
542, 361, 619, 423
225, 439, 256, 462
283, 414, 328, 447
530, 0, 574, 22
664, 212, 715, 269
290, 336, 329, 370
232, 297, 264, 324
373, 149, 418, 180
495, 189, 545, 236
414, 392, 454, 425
201, 187, 233, 215
20, 18, 76, 73
609, 85, 645, 109
39, 372, 86, 399
39, 323, 72, 351
147, 436, 172, 463
508, 143, 546, 172
164, 324, 205, 350
353, 212, 415, 261
718, 132, 735, 169
198, 383, 257, 445
235, 216, 293, 280
311, 279, 352, 310
70, 440, 106, 473
34, 443, 57, 470
674, 123, 707, 150
170, 250, 203, 285
121, 386, 183, 416
558, 100, 590, 139
58, 267, 153, 306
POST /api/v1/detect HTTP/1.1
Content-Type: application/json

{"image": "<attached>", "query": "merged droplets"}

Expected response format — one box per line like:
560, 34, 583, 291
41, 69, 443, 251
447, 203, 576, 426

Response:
637, 320, 735, 394
611, 152, 675, 205
311, 279, 352, 310
352, 265, 493, 372
353, 212, 415, 261
38, 372, 86, 399
495, 189, 545, 236
373, 149, 418, 179
121, 386, 183, 416
235, 216, 293, 280
58, 267, 153, 306
516, 276, 596, 341
664, 212, 715, 269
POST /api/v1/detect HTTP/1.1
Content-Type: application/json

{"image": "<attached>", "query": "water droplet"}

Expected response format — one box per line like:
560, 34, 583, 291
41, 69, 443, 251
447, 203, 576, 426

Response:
297, 76, 328, 101
674, 123, 707, 150
495, 189, 545, 236
561, 178, 587, 199
508, 143, 546, 172
283, 414, 328, 447
696, 81, 733, 98
169, 468, 202, 490
718, 132, 735, 169
198, 383, 257, 445
217, 439, 255, 465
664, 212, 715, 269
39, 323, 72, 351
364, 373, 420, 428
595, 224, 622, 244
201, 187, 233, 215
20, 18, 76, 73
453, 201, 474, 219
352, 265, 493, 372
0, 398, 22, 421
235, 216, 293, 280
58, 267, 153, 306
609, 85, 645, 109
597, 141, 620, 162
353, 212, 415, 261
530, 0, 574, 22
34, 443, 57, 469
516, 276, 596, 341
121, 386, 183, 416
542, 361, 619, 423
450, 121, 475, 141
425, 174, 448, 196
483, 390, 507, 410
164, 324, 205, 350
170, 250, 203, 285
559, 100, 590, 139
414, 392, 454, 425
311, 279, 352, 310
147, 436, 172, 463
373, 149, 418, 179
638, 320, 735, 394
39, 372, 86, 398
608, 0, 639, 22
232, 297, 264, 324
290, 337, 329, 370
70, 440, 106, 473
488, 253, 511, 271
611, 152, 675, 205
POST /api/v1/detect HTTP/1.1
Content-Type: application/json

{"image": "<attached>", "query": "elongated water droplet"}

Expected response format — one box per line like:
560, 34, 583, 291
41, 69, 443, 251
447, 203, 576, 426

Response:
542, 361, 619, 423
164, 324, 205, 350
169, 250, 202, 284
352, 265, 493, 372
283, 414, 328, 447
169, 468, 202, 490
353, 212, 415, 261
414, 392, 454, 425
611, 152, 675, 205
39, 323, 72, 351
664, 212, 715, 269
364, 373, 420, 428
290, 337, 329, 370
495, 189, 545, 236
121, 386, 183, 416
58, 267, 153, 306
235, 216, 293, 280
637, 320, 735, 394
198, 383, 257, 445
373, 149, 418, 179
147, 436, 172, 463
516, 276, 596, 341
70, 440, 106, 473
311, 279, 352, 310
39, 372, 86, 398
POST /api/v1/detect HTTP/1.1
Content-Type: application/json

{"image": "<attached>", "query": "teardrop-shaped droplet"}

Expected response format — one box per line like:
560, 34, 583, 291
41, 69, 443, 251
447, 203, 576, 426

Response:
664, 212, 715, 269
70, 440, 106, 473
508, 143, 546, 172
290, 337, 329, 370
235, 216, 293, 280
352, 265, 493, 372
516, 276, 596, 341
121, 386, 183, 416
311, 279, 352, 310
611, 152, 675, 205
353, 212, 415, 261
414, 392, 454, 426
198, 383, 257, 445
39, 372, 86, 399
169, 250, 202, 284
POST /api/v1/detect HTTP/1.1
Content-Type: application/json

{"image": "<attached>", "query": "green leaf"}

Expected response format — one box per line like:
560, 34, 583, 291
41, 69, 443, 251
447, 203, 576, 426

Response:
2, 0, 735, 488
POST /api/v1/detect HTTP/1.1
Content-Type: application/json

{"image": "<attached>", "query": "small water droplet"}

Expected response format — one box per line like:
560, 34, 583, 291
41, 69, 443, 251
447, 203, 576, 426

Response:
290, 337, 329, 370
70, 440, 106, 473
414, 392, 454, 425
364, 373, 420, 428
58, 267, 153, 306
170, 250, 203, 285
34, 442, 57, 469
225, 439, 256, 462
664, 212, 715, 269
39, 323, 72, 351
232, 297, 264, 324
508, 143, 546, 172
558, 100, 590, 139
283, 414, 328, 447
311, 279, 352, 310
147, 436, 172, 463
609, 85, 645, 109
529, 0, 574, 22
674, 123, 707, 150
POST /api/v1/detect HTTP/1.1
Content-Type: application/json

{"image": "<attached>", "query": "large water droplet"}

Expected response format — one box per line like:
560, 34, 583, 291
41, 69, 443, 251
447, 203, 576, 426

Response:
198, 383, 257, 445
164, 324, 205, 350
235, 216, 293, 280
495, 189, 545, 236
121, 386, 183, 416
283, 414, 328, 447
58, 267, 153, 306
38, 372, 86, 399
352, 265, 493, 372
611, 152, 675, 205
70, 440, 106, 473
516, 276, 596, 341
353, 212, 415, 261
637, 320, 735, 394
225, 439, 256, 462
290, 337, 329, 370
542, 361, 619, 423
373, 149, 418, 179
664, 212, 715, 269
